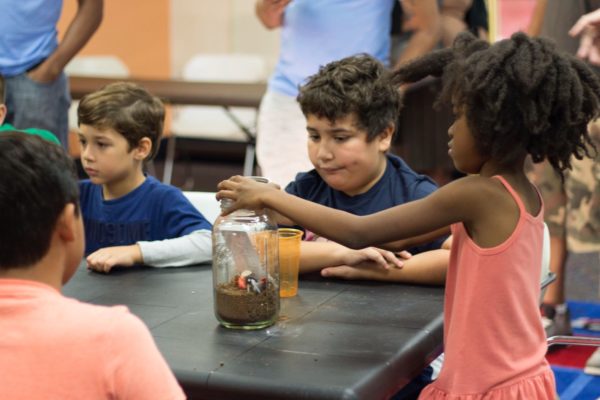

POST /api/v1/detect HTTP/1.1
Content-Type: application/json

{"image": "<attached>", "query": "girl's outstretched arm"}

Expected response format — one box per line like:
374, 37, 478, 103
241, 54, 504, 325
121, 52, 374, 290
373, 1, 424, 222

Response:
217, 175, 488, 250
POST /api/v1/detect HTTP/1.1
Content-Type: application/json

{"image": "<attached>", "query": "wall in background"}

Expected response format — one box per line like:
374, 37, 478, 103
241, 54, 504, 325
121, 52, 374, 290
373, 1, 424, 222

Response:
58, 0, 171, 78
57, 0, 280, 79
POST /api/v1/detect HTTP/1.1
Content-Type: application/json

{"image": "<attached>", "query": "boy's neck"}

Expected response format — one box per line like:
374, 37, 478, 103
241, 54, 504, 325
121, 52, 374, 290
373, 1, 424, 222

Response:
0, 248, 66, 292
102, 169, 147, 200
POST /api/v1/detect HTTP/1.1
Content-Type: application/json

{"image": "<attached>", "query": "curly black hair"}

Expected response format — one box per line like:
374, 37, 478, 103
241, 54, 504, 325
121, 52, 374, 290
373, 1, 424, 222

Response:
297, 54, 401, 141
392, 31, 600, 177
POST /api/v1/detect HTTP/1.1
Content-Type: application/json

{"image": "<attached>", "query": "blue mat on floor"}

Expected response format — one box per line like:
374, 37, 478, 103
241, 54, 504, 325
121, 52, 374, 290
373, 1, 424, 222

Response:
552, 366, 600, 400
552, 300, 600, 399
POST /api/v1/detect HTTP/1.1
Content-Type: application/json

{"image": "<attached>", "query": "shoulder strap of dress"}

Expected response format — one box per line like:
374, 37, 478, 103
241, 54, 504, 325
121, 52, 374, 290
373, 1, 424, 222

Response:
492, 175, 526, 214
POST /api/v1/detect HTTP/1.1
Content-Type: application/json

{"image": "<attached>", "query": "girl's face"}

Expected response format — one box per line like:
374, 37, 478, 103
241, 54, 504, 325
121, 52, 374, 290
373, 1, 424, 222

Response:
447, 107, 486, 174
306, 114, 391, 196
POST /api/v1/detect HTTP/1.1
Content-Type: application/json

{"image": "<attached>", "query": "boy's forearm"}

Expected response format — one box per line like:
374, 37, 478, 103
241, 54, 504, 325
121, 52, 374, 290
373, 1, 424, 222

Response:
299, 241, 349, 273
323, 249, 448, 285
137, 230, 212, 268
383, 249, 448, 284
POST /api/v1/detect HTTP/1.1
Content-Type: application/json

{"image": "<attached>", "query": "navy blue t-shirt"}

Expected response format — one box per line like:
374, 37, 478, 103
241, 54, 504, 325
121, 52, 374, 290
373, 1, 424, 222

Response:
79, 176, 212, 255
285, 154, 446, 254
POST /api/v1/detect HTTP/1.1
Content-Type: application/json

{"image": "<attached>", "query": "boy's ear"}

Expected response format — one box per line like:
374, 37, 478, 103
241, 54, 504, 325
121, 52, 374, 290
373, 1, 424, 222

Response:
0, 103, 6, 125
55, 203, 78, 243
133, 137, 152, 160
377, 123, 394, 152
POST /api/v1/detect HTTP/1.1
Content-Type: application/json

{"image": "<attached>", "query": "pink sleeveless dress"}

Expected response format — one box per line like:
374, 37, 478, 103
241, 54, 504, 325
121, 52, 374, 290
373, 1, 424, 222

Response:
420, 176, 556, 399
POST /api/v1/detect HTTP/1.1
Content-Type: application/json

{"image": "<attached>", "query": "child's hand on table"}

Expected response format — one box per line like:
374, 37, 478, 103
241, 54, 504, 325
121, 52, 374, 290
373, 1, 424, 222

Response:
86, 244, 142, 273
322, 247, 412, 280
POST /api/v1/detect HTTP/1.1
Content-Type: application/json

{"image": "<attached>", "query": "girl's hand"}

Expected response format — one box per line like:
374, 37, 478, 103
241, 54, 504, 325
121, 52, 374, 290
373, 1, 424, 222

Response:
216, 175, 279, 215
340, 247, 411, 270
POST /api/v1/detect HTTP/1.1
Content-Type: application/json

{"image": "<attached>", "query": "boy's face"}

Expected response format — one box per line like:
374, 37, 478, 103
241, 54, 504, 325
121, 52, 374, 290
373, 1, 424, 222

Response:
306, 114, 391, 196
78, 124, 141, 186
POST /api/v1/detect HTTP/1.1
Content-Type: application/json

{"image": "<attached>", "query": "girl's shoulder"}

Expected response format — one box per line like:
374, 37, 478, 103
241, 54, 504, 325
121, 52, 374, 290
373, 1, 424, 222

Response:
441, 175, 508, 202
437, 175, 516, 221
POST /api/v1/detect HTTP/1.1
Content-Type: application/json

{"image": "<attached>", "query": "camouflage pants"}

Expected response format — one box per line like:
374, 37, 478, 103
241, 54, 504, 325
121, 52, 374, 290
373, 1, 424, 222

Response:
528, 121, 600, 253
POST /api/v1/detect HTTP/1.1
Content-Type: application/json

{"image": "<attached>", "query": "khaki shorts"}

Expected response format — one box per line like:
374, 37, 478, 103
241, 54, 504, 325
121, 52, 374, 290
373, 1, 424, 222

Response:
527, 120, 600, 252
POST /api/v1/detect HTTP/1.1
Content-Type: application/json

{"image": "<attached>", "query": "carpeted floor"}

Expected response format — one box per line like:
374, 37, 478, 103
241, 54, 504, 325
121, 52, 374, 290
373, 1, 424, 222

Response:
547, 300, 600, 399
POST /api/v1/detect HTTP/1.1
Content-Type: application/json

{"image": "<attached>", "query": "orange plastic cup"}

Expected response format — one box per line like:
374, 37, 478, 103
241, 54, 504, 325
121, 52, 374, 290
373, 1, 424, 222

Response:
278, 228, 303, 297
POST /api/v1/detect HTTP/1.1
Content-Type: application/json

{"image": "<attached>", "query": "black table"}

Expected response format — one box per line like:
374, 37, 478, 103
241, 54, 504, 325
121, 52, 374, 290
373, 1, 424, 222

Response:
63, 264, 444, 400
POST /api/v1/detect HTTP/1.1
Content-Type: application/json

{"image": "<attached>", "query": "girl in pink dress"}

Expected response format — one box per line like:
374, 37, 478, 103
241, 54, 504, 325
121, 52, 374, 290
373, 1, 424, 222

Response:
216, 32, 600, 399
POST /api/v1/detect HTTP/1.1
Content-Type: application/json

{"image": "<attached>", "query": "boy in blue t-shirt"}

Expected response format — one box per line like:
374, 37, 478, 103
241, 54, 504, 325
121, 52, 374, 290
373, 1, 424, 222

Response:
77, 82, 212, 273
283, 54, 450, 284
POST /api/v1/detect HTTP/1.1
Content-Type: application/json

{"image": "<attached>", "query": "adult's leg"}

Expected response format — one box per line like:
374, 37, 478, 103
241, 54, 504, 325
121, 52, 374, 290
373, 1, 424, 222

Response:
568, 121, 600, 374
256, 90, 313, 187
528, 159, 571, 336
4, 72, 70, 150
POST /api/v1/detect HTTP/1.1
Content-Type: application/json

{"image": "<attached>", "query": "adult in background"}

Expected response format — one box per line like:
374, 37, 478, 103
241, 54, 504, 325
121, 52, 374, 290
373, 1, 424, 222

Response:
527, 0, 600, 376
0, 0, 103, 150
255, 0, 440, 187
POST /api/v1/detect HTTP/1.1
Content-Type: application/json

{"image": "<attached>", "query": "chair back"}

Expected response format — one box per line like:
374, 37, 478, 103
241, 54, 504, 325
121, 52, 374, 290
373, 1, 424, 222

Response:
183, 191, 221, 224
171, 53, 266, 141
65, 55, 129, 78
65, 56, 130, 132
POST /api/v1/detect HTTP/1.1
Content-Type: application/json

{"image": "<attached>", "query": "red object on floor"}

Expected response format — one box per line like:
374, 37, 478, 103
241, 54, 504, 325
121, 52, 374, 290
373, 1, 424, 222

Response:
546, 345, 596, 368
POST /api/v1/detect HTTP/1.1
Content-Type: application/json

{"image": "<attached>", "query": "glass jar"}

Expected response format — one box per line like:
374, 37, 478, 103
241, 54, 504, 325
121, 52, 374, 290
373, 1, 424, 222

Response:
212, 186, 279, 330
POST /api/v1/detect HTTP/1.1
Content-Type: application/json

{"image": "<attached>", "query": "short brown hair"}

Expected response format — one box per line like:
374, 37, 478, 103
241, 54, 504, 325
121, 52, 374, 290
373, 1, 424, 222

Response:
297, 54, 401, 141
77, 82, 165, 160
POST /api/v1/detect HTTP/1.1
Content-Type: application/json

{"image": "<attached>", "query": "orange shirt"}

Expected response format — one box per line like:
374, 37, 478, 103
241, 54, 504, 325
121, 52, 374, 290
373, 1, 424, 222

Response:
0, 279, 185, 400
420, 176, 555, 399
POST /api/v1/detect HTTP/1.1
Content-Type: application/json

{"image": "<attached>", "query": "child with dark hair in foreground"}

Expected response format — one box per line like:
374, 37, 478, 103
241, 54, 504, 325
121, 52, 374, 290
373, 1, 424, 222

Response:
218, 32, 600, 398
0, 133, 184, 399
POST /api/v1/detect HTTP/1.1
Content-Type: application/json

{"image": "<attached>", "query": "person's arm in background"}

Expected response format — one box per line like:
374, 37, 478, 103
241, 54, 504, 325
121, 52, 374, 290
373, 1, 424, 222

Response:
255, 0, 292, 29
526, 0, 547, 36
28, 0, 103, 83
393, 0, 441, 68
569, 7, 600, 66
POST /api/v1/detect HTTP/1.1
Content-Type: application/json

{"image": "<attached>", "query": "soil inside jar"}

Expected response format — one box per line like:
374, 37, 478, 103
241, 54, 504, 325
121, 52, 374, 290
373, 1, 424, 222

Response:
215, 277, 277, 324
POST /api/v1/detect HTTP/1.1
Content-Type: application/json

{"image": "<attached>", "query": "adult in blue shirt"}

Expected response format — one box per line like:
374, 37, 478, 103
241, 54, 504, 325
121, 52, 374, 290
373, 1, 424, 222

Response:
0, 0, 103, 150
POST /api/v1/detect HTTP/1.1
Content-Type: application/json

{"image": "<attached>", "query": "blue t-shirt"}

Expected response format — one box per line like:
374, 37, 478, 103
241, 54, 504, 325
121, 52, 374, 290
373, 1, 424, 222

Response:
79, 176, 212, 255
285, 154, 446, 254
269, 0, 395, 97
0, 0, 62, 76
